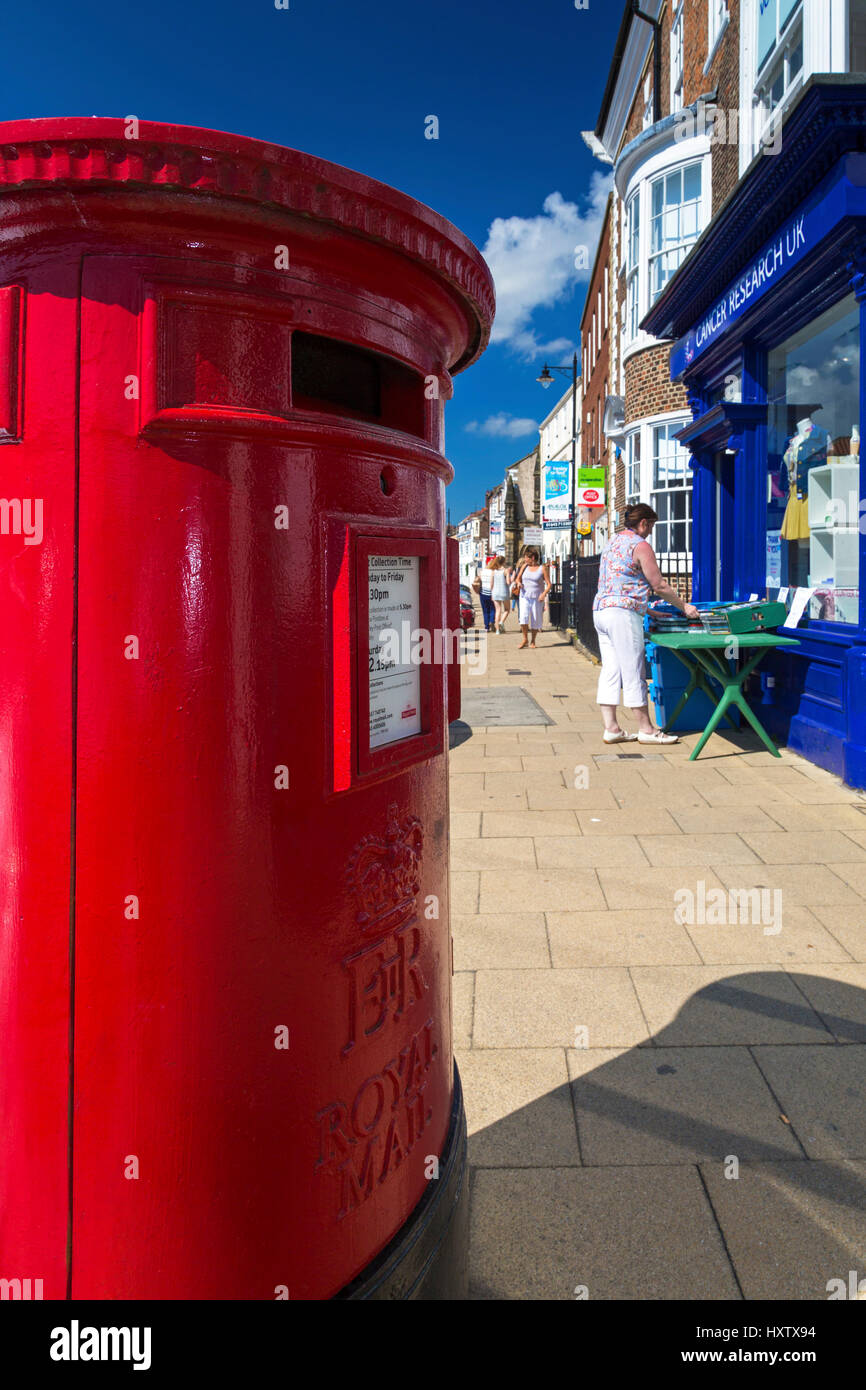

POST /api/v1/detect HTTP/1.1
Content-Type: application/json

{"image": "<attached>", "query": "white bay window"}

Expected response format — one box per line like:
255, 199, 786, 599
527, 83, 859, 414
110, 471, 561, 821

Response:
623, 416, 693, 561
649, 163, 702, 303
622, 153, 709, 353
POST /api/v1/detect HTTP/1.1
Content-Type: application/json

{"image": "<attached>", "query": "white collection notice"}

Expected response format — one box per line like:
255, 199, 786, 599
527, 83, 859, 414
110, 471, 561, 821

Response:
368, 555, 422, 749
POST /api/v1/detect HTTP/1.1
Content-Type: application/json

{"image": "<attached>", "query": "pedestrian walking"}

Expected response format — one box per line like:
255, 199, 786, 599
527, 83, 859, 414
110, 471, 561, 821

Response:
515, 547, 550, 650
593, 503, 699, 744
477, 557, 497, 632
490, 557, 511, 634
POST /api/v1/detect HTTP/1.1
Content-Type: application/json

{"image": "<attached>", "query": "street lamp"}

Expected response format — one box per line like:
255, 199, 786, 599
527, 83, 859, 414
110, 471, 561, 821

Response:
536, 352, 579, 598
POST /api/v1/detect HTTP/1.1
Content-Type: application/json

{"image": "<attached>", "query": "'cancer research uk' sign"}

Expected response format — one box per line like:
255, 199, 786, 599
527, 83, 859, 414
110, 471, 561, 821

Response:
543, 461, 572, 530
671, 207, 810, 378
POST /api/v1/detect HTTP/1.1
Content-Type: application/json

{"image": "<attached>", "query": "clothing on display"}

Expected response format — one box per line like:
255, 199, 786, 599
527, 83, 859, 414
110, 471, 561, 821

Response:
780, 417, 831, 540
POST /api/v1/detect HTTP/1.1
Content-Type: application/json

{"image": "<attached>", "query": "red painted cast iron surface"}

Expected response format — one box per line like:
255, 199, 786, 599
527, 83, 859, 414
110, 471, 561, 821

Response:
0, 119, 493, 1299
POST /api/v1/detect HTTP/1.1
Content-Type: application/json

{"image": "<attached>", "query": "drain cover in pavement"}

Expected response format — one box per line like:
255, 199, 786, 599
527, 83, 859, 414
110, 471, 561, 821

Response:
459, 686, 553, 727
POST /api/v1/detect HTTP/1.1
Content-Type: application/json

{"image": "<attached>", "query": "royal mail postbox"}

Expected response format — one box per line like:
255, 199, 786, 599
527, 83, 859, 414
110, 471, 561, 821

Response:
0, 118, 493, 1299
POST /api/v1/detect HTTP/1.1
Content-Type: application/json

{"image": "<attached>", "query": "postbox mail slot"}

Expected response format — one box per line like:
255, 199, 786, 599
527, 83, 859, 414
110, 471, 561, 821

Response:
292, 331, 426, 439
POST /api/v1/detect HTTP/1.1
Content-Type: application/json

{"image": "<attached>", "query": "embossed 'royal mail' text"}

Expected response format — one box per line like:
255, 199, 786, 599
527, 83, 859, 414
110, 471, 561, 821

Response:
315, 1018, 438, 1219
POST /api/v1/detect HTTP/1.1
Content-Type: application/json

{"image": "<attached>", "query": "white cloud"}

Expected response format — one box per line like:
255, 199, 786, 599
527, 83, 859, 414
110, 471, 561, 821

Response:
482, 173, 613, 358
465, 413, 538, 439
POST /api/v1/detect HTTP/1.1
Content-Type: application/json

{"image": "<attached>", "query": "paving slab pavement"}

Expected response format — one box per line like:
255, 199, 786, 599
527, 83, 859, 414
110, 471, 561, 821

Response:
451, 620, 866, 1300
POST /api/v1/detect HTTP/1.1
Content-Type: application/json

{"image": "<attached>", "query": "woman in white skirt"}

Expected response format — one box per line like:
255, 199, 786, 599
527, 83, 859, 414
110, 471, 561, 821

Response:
515, 547, 550, 650
593, 503, 699, 744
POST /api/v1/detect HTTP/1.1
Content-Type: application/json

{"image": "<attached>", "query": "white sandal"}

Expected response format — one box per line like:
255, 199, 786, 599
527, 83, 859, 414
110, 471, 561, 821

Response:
637, 729, 679, 744
603, 730, 639, 744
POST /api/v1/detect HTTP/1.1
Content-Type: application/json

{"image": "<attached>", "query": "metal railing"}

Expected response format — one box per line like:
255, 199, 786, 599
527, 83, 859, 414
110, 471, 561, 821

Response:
574, 556, 600, 658
556, 551, 693, 661
658, 552, 693, 601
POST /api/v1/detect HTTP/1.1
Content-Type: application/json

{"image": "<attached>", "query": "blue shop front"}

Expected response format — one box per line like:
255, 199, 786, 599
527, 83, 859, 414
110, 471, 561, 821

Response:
644, 79, 866, 789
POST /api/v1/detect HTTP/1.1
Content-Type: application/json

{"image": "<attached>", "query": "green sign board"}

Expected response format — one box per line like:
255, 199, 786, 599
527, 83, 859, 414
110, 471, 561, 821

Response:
578, 467, 605, 486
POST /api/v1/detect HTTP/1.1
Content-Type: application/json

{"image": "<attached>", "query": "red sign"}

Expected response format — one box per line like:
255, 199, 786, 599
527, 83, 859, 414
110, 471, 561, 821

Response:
583, 488, 600, 503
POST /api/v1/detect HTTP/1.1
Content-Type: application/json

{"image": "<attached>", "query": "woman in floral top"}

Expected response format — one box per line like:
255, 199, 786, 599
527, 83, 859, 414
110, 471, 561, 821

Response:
593, 503, 699, 744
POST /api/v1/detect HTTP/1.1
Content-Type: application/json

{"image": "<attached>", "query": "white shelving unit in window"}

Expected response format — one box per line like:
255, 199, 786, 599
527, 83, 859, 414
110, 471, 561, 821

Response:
809, 527, 859, 588
807, 461, 860, 621
807, 462, 860, 530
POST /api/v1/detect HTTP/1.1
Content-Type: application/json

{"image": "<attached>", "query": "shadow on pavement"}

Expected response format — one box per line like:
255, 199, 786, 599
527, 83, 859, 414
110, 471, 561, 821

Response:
466, 971, 866, 1300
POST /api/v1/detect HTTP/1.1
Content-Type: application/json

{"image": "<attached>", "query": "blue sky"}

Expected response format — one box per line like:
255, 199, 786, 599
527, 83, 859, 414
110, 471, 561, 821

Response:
5, 0, 622, 520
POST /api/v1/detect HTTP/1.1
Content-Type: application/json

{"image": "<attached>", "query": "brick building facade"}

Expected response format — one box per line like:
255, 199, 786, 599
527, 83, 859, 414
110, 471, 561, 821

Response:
579, 194, 613, 555
582, 0, 742, 587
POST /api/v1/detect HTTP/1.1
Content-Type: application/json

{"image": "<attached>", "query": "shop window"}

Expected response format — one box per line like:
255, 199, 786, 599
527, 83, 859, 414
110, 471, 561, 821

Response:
766, 294, 860, 622
670, 5, 684, 115
854, 0, 866, 69
649, 163, 702, 306
651, 422, 693, 557
291, 331, 425, 438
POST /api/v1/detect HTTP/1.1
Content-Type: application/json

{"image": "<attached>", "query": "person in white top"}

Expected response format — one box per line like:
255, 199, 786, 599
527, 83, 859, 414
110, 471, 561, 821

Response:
514, 547, 551, 650
490, 557, 511, 634
477, 558, 497, 632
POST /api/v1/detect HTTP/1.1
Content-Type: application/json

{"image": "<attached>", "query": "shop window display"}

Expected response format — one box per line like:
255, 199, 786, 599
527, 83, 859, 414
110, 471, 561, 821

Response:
767, 294, 860, 622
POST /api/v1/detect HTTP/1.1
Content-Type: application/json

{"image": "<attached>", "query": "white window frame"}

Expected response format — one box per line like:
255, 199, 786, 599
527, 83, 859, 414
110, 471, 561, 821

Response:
626, 188, 641, 343
739, 0, 847, 175
624, 428, 642, 505
670, 3, 685, 114
751, 0, 805, 157
648, 161, 704, 309
624, 413, 693, 561
649, 418, 694, 560
706, 0, 730, 71
642, 73, 654, 129
622, 141, 711, 359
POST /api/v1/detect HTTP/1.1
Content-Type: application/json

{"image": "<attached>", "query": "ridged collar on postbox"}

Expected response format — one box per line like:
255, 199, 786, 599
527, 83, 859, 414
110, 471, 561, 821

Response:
0, 116, 495, 374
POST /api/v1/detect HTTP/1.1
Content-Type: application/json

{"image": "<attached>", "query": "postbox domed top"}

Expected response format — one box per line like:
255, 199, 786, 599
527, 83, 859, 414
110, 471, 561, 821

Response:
0, 116, 495, 372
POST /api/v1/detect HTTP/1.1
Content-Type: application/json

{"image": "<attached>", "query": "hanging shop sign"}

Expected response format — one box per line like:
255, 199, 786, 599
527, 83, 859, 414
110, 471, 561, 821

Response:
576, 486, 605, 507
578, 467, 605, 487
543, 461, 572, 530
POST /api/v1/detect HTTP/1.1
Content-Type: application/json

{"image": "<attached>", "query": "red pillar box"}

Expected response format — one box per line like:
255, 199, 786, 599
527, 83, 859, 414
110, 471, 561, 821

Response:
0, 119, 493, 1300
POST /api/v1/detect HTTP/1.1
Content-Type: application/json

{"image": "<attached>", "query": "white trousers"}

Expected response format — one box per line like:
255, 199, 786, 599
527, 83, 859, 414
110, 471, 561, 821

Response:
594, 606, 648, 707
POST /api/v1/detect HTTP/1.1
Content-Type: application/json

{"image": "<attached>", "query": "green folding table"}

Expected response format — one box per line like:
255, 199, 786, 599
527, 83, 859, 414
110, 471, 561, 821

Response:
649, 631, 800, 761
